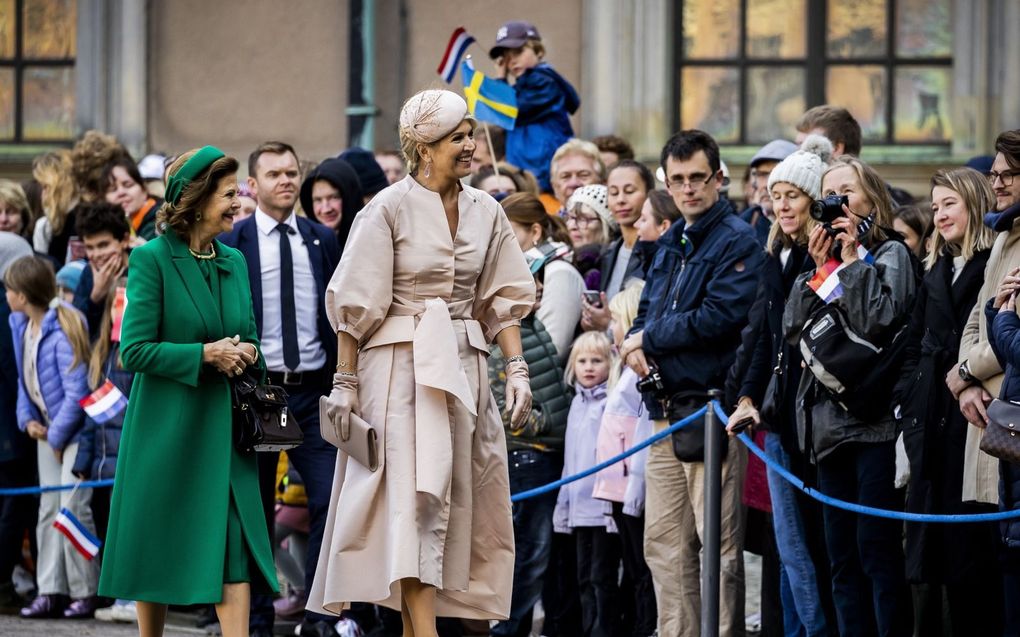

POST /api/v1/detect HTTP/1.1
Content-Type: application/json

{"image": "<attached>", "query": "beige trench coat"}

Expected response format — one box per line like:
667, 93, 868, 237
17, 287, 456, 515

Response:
307, 176, 535, 619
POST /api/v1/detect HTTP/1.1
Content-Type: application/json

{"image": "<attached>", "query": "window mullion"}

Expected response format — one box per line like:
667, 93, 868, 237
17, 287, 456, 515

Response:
806, 0, 827, 107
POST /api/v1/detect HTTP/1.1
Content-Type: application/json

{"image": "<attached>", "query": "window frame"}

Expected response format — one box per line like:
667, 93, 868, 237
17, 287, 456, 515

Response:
672, 0, 953, 146
0, 0, 77, 144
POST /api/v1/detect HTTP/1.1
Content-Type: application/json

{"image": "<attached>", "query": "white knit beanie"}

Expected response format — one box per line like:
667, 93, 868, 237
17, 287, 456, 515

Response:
767, 134, 834, 201
567, 184, 616, 230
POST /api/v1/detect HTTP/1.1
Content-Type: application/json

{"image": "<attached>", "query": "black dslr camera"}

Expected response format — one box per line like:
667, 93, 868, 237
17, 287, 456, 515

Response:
636, 367, 664, 395
810, 194, 849, 237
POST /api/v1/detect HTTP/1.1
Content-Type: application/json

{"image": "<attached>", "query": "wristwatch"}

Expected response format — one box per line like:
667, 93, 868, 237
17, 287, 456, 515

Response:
958, 361, 976, 383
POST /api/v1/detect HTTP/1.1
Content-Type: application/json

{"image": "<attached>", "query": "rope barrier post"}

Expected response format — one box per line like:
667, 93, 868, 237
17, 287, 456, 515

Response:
702, 389, 723, 637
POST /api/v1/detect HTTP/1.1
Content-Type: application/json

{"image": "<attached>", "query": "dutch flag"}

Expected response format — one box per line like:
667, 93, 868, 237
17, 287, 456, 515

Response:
53, 507, 101, 560
79, 380, 127, 425
808, 245, 876, 303
437, 27, 476, 84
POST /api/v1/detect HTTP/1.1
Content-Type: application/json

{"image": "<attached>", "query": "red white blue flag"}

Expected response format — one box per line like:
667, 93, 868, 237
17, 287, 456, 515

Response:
79, 380, 127, 425
808, 245, 876, 303
53, 507, 101, 560
437, 27, 476, 84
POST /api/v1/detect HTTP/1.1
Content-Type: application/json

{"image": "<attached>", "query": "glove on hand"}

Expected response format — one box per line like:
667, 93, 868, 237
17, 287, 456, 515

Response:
504, 359, 532, 430
327, 373, 360, 440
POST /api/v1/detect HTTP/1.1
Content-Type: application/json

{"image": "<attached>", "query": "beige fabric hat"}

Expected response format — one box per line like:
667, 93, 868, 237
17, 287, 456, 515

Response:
399, 89, 475, 144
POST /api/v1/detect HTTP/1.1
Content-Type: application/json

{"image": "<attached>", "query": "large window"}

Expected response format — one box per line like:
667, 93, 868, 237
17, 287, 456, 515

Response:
0, 0, 76, 143
675, 0, 952, 145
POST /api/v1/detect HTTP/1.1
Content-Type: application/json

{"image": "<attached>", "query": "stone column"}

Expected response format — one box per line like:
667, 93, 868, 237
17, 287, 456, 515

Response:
580, 0, 672, 160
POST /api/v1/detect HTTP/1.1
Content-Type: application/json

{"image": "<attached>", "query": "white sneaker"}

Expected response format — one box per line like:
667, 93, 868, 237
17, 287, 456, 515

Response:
335, 617, 364, 637
94, 605, 116, 622
111, 600, 138, 622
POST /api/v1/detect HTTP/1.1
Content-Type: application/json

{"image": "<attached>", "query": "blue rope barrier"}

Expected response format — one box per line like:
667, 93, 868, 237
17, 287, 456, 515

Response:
710, 401, 1020, 523
0, 478, 114, 496
510, 406, 708, 502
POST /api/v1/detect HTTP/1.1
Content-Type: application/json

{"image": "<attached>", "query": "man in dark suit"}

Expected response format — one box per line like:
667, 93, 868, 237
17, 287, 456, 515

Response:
219, 141, 340, 637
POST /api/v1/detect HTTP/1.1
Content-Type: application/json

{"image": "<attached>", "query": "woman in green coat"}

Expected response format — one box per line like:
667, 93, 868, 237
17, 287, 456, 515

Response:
98, 146, 278, 637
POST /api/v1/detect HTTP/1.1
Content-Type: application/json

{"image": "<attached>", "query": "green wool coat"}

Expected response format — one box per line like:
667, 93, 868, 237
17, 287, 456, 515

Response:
98, 232, 278, 604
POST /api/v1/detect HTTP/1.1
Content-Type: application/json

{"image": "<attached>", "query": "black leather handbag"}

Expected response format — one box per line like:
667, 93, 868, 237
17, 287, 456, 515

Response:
232, 372, 303, 454
668, 391, 727, 463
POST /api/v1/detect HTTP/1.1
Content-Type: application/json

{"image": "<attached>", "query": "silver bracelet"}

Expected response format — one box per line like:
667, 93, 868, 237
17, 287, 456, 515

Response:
505, 355, 526, 367
335, 371, 357, 378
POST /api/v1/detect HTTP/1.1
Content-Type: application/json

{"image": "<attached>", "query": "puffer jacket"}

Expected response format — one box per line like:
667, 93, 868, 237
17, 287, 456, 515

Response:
489, 315, 571, 453
554, 382, 611, 531
72, 344, 132, 479
986, 300, 1020, 547
504, 62, 580, 192
10, 304, 89, 450
783, 238, 917, 460
593, 366, 644, 503
630, 197, 764, 418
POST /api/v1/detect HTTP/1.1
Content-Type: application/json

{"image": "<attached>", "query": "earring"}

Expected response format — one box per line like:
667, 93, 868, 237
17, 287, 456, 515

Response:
196, 212, 202, 221
424, 162, 432, 179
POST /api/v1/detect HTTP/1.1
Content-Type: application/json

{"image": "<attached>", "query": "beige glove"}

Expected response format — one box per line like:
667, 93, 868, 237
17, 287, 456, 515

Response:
326, 373, 360, 440
504, 359, 532, 430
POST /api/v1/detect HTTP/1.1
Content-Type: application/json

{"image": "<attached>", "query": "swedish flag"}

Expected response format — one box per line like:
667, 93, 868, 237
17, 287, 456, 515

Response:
461, 59, 518, 130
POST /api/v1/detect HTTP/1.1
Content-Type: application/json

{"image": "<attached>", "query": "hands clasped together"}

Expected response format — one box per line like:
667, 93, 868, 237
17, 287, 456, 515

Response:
203, 335, 257, 378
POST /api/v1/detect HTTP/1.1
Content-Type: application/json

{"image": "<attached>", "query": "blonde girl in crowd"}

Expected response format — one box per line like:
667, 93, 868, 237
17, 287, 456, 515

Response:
6, 255, 98, 619
592, 280, 657, 636
554, 330, 619, 637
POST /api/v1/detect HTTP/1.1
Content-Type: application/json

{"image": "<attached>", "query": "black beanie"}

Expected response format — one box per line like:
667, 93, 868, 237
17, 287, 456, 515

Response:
338, 147, 388, 196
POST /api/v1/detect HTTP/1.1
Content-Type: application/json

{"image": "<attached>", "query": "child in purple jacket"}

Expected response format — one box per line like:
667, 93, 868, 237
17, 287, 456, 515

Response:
6, 255, 97, 619
554, 331, 618, 636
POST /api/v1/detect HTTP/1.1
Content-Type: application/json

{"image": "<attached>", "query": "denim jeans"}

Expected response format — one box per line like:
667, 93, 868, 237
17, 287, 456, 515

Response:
765, 433, 827, 637
816, 440, 910, 637
491, 449, 562, 637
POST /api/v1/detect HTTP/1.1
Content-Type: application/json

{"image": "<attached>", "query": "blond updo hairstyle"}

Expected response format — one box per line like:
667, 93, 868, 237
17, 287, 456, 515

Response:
157, 149, 239, 239
399, 129, 425, 177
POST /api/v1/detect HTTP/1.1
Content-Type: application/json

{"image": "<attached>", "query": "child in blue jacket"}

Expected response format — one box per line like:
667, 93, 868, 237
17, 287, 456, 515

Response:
490, 20, 580, 193
6, 255, 98, 618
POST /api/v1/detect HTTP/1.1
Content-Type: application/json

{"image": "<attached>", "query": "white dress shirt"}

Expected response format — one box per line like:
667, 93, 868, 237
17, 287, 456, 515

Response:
254, 208, 326, 372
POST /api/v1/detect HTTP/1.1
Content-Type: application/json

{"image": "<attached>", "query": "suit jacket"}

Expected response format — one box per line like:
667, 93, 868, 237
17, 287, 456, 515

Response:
219, 215, 340, 372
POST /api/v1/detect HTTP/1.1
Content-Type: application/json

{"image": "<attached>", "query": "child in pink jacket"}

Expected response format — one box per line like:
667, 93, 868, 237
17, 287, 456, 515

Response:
593, 281, 656, 635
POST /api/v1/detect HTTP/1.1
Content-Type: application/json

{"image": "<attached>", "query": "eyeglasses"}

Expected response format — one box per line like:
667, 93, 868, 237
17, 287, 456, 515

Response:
665, 172, 714, 193
565, 213, 599, 227
989, 169, 1020, 187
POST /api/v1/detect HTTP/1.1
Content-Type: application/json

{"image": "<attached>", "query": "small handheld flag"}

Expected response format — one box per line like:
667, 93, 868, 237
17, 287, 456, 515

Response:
437, 27, 476, 84
79, 380, 128, 425
461, 59, 518, 130
110, 286, 127, 342
54, 507, 101, 560
807, 245, 875, 303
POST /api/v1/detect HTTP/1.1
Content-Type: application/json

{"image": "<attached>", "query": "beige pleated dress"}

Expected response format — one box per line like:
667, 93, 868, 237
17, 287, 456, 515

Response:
307, 175, 535, 619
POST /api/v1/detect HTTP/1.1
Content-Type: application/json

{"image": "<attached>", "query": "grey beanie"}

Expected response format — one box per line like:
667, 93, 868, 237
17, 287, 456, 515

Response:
0, 231, 32, 280
767, 134, 833, 201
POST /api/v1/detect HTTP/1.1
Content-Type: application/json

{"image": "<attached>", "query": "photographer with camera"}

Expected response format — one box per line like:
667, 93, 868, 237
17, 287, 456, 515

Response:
726, 136, 835, 637
782, 156, 915, 636
620, 130, 762, 637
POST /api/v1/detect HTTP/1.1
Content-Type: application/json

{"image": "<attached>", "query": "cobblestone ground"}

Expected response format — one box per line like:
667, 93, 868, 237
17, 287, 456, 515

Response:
0, 609, 279, 636
0, 555, 763, 637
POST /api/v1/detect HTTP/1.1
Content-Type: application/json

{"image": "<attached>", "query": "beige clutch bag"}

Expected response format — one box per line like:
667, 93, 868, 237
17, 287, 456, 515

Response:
319, 396, 379, 471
